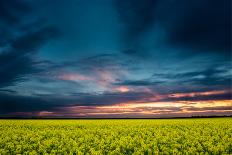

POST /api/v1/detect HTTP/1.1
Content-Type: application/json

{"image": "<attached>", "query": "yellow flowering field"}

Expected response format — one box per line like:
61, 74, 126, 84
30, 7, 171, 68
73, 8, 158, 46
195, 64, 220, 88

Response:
0, 118, 231, 154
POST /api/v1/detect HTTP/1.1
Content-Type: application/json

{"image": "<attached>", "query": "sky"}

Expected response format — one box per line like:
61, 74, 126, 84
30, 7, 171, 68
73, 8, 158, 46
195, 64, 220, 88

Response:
0, 0, 231, 118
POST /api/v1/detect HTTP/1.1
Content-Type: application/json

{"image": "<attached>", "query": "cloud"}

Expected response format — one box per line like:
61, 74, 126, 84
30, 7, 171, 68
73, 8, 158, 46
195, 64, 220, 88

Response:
0, 27, 59, 88
0, 0, 231, 118
114, 65, 231, 93
1, 87, 231, 116
115, 79, 161, 87
0, 0, 31, 25
0, 1, 59, 88
116, 0, 231, 59
0, 89, 152, 115
0, 93, 59, 115
20, 100, 232, 118
182, 106, 232, 112
115, 0, 157, 43
163, 91, 232, 102
159, 0, 231, 54
153, 66, 232, 89
57, 73, 93, 81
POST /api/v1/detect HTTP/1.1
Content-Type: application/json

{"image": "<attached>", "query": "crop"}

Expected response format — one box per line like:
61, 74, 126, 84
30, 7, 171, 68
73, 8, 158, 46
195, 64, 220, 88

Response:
0, 118, 231, 154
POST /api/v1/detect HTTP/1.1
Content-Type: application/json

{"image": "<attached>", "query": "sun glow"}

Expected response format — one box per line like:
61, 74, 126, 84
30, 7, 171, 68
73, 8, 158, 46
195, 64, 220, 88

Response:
46, 100, 232, 117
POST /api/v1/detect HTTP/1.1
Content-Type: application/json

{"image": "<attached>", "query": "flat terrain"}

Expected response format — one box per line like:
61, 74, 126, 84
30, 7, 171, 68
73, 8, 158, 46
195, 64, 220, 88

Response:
0, 118, 231, 154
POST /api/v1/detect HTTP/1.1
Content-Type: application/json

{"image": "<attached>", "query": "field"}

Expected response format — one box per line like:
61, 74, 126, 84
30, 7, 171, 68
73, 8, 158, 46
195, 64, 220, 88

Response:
0, 118, 231, 154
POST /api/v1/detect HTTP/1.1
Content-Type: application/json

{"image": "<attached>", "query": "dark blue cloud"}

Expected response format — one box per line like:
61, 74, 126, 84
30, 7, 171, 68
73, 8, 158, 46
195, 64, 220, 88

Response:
115, 0, 157, 43
115, 65, 232, 91
0, 0, 59, 88
115, 80, 161, 86
0, 27, 59, 87
159, 0, 231, 55
0, 91, 150, 115
0, 0, 31, 25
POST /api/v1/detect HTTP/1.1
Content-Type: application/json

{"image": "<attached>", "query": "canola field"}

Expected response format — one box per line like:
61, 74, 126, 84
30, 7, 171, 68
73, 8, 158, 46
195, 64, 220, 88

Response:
0, 118, 231, 154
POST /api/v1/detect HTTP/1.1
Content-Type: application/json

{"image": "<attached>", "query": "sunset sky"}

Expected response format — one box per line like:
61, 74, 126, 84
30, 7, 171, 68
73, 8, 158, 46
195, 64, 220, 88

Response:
0, 0, 231, 118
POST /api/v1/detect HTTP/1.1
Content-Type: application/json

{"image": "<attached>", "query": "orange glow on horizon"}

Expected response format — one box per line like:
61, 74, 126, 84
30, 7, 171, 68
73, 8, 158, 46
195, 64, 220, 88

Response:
31, 88, 232, 117
53, 100, 232, 117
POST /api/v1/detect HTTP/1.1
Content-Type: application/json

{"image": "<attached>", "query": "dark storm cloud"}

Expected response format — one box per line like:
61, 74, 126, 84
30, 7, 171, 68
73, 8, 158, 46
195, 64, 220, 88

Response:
0, 91, 151, 115
115, 65, 231, 89
11, 27, 59, 53
115, 0, 157, 42
0, 27, 59, 88
0, 0, 30, 46
152, 66, 232, 89
115, 0, 158, 58
116, 0, 231, 58
0, 0, 59, 88
160, 0, 231, 54
0, 93, 70, 115
0, 0, 31, 24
